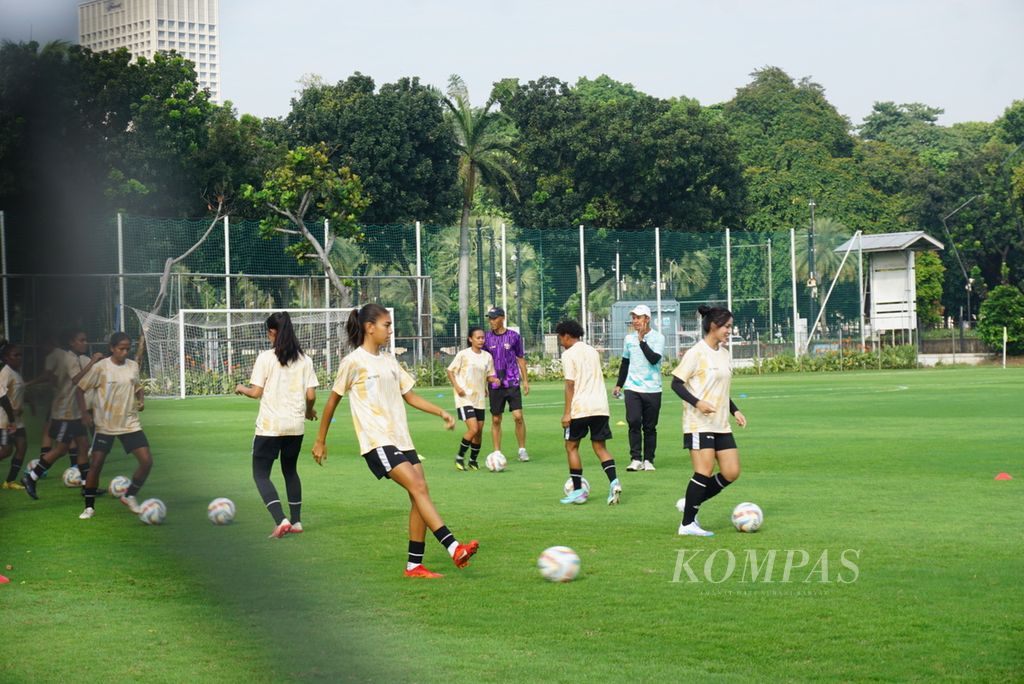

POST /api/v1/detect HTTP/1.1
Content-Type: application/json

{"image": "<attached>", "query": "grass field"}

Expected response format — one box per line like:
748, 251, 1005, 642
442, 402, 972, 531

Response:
2, 366, 1022, 683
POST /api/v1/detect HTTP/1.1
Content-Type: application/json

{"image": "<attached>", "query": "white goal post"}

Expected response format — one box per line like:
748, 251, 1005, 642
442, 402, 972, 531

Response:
133, 307, 395, 398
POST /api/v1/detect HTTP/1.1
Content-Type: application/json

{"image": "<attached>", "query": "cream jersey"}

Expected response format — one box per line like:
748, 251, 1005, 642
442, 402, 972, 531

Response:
249, 350, 319, 437
561, 340, 610, 419
332, 347, 416, 454
51, 350, 88, 420
80, 354, 97, 410
77, 358, 142, 435
672, 340, 733, 434
0, 365, 25, 429
447, 348, 495, 410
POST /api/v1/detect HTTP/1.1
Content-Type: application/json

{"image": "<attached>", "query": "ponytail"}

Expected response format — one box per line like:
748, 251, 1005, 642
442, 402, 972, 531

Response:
266, 311, 303, 366
698, 305, 733, 335
345, 304, 389, 349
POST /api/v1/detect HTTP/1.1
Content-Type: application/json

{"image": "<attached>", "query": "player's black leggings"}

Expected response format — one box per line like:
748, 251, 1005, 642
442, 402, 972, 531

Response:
252, 435, 303, 525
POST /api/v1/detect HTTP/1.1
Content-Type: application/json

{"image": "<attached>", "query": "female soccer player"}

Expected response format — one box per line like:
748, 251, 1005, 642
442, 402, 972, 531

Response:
671, 305, 747, 537
555, 320, 622, 506
446, 326, 497, 471
75, 332, 152, 519
0, 341, 29, 489
313, 304, 479, 578
235, 312, 318, 538
21, 329, 97, 499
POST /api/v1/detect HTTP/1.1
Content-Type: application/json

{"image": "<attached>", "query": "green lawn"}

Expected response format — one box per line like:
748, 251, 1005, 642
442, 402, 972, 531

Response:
2, 367, 1022, 682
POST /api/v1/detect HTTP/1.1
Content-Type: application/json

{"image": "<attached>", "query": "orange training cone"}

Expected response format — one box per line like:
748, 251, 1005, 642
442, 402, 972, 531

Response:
0, 575, 9, 584
994, 472, 1013, 480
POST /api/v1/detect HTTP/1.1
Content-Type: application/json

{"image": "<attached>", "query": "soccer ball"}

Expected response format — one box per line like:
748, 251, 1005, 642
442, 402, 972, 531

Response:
138, 498, 167, 525
108, 475, 131, 497
562, 477, 591, 496
207, 497, 236, 525
538, 546, 581, 582
62, 466, 82, 488
731, 502, 764, 532
485, 451, 507, 472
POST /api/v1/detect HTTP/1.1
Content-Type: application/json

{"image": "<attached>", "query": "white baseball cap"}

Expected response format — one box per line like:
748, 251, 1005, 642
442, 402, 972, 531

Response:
630, 304, 652, 317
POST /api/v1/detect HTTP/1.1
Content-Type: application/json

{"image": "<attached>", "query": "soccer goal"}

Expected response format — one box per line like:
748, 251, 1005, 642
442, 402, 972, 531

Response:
132, 307, 395, 398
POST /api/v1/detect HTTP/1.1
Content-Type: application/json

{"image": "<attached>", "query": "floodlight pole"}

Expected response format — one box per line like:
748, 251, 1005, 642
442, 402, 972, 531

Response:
940, 194, 981, 326
807, 200, 818, 338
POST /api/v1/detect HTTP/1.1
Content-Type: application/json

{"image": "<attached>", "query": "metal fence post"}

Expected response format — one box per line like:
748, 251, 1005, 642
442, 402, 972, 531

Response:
117, 212, 125, 331
579, 224, 587, 338
0, 210, 7, 338
416, 220, 423, 365
790, 228, 799, 357
725, 228, 733, 312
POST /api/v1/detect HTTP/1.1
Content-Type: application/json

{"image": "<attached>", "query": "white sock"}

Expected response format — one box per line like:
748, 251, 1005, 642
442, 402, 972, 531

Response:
446, 541, 459, 557
406, 562, 420, 571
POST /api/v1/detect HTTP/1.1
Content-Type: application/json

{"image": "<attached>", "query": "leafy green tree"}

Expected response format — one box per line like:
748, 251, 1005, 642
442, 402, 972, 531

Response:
976, 284, 1024, 354
915, 250, 946, 328
283, 72, 460, 225
243, 144, 369, 299
443, 74, 517, 339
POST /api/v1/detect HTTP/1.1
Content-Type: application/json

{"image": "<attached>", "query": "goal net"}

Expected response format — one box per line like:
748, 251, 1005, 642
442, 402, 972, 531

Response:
132, 308, 395, 397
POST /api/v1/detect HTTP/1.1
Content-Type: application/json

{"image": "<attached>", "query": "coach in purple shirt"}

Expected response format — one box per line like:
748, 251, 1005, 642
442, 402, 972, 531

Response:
485, 307, 530, 462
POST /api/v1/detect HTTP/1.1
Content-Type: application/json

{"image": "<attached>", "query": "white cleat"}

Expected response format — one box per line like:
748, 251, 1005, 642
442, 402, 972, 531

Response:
642, 461, 656, 471
518, 448, 530, 462
626, 460, 642, 471
678, 521, 715, 537
120, 495, 141, 513
675, 498, 701, 527
79, 507, 95, 520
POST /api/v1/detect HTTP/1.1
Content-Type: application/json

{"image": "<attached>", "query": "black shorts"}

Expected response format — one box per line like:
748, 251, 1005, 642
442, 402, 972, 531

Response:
362, 445, 421, 480
457, 406, 486, 422
49, 419, 87, 444
489, 386, 523, 414
564, 415, 613, 442
683, 432, 738, 452
92, 430, 150, 455
0, 427, 26, 447
252, 435, 303, 461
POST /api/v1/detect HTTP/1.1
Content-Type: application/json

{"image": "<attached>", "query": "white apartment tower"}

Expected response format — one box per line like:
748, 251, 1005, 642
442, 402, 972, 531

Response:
79, 0, 221, 103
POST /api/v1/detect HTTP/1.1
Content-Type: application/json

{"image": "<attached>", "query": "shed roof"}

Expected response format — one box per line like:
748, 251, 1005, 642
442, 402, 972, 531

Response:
834, 231, 944, 254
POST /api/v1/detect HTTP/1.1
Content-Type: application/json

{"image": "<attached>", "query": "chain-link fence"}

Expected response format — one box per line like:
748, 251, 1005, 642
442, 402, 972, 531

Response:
0, 212, 988, 385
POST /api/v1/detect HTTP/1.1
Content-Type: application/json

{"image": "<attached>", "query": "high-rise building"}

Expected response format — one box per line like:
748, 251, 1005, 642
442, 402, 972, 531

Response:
78, 0, 220, 103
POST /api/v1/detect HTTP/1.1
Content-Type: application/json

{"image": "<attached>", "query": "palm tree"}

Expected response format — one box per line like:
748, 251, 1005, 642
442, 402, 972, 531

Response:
443, 74, 516, 339
794, 217, 855, 284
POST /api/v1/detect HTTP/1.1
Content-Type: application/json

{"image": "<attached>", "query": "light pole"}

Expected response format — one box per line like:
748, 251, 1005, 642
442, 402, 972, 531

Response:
807, 199, 818, 335
940, 194, 982, 327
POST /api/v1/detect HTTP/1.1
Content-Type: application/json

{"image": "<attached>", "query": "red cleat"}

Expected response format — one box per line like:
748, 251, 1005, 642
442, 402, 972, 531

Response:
269, 520, 292, 538
452, 540, 479, 568
404, 565, 444, 579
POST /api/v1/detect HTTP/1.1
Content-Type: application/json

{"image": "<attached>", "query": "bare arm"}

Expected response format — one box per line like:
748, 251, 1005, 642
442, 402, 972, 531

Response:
305, 387, 317, 420
312, 391, 342, 465
234, 383, 264, 399
561, 379, 575, 428
0, 395, 14, 424
403, 391, 455, 430
517, 356, 530, 395
446, 369, 465, 396
75, 387, 92, 428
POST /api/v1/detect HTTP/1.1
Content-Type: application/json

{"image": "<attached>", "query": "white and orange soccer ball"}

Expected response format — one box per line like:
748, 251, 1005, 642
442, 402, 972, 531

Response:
207, 497, 236, 525
562, 477, 590, 497
485, 451, 507, 472
138, 498, 167, 525
108, 475, 131, 497
538, 546, 581, 582
62, 467, 82, 488
731, 502, 764, 532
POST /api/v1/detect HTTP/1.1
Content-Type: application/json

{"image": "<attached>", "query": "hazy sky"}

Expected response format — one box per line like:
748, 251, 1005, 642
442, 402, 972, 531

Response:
2, 0, 1021, 126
